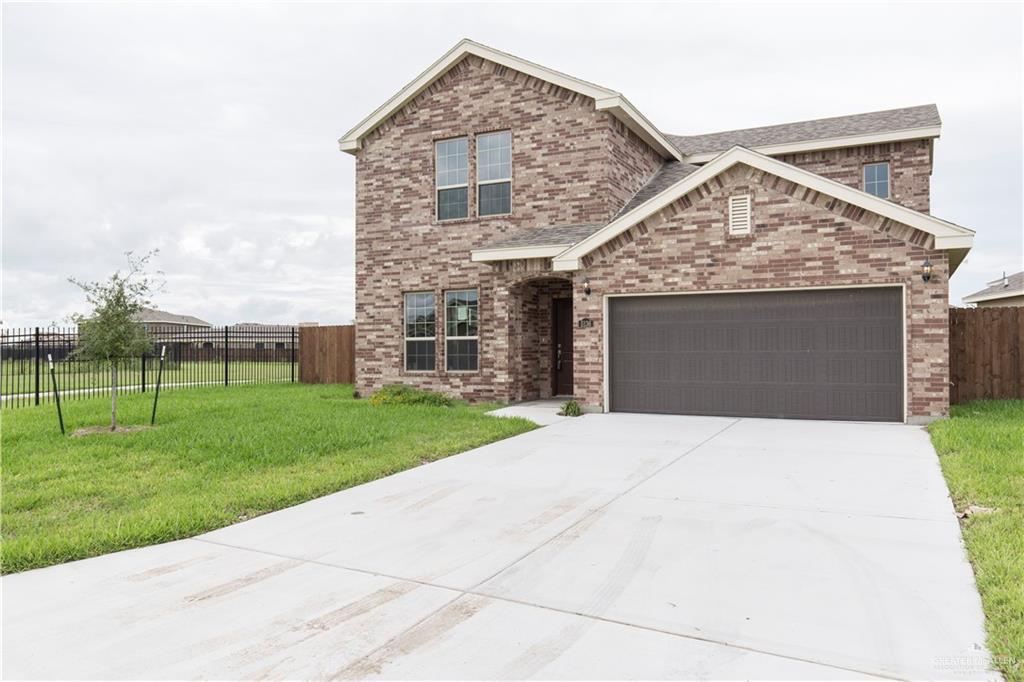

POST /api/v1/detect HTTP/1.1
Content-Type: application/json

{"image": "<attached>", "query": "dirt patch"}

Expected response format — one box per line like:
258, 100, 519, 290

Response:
71, 425, 153, 437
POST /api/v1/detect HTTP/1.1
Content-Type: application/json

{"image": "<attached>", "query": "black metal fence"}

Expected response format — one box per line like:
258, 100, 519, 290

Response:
1, 326, 298, 409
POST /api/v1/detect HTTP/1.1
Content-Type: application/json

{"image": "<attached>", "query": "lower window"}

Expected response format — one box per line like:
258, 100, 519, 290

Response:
445, 289, 479, 371
405, 291, 436, 371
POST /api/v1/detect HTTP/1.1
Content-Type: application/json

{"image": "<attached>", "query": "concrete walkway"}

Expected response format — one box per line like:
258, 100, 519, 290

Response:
2, 414, 995, 680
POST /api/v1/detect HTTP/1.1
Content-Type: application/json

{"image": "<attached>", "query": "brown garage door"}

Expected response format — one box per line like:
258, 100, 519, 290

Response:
608, 288, 903, 421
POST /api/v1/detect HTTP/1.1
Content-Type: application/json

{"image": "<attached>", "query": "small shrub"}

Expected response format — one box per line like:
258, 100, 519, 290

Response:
369, 384, 455, 408
559, 399, 583, 417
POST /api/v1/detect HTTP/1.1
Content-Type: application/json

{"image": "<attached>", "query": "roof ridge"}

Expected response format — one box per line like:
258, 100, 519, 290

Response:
669, 104, 939, 140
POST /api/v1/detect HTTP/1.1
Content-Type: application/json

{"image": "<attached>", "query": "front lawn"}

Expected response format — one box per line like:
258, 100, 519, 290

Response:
929, 400, 1024, 681
0, 384, 535, 574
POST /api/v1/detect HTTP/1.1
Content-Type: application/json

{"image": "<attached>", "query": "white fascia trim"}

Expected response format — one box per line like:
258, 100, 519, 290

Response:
595, 95, 683, 162
471, 244, 571, 262
680, 125, 943, 164
552, 145, 974, 272
963, 288, 1024, 304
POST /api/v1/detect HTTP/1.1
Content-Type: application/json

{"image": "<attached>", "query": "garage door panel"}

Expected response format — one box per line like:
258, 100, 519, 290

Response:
608, 288, 903, 422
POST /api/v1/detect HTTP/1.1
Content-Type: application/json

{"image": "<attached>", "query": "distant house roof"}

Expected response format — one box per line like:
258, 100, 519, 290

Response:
963, 271, 1024, 304
669, 104, 942, 162
135, 307, 212, 327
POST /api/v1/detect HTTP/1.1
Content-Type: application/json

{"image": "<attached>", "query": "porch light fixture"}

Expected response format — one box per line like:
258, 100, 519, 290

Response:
921, 259, 933, 283
582, 278, 592, 296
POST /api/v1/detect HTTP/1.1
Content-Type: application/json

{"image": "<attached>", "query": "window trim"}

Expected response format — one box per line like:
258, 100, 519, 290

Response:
444, 288, 480, 373
476, 130, 512, 218
435, 137, 469, 222
863, 161, 890, 200
403, 291, 437, 373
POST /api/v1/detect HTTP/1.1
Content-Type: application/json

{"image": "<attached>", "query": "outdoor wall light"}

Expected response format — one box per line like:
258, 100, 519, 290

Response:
921, 259, 933, 283
582, 278, 592, 296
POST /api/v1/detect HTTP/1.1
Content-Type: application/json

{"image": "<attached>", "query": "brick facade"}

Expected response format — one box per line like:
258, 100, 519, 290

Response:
352, 54, 950, 421
572, 163, 949, 421
778, 139, 933, 213
354, 56, 659, 401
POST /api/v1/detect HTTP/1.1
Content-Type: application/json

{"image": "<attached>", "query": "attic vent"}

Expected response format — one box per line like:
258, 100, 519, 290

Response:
728, 195, 752, 234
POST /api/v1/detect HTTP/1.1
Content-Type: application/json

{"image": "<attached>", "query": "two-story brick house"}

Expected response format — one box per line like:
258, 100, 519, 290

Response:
339, 40, 975, 423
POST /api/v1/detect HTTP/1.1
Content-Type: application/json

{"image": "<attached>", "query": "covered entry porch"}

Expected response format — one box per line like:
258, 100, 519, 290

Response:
501, 274, 575, 403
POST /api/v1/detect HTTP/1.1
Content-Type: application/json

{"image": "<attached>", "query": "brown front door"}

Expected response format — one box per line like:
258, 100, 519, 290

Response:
552, 298, 574, 396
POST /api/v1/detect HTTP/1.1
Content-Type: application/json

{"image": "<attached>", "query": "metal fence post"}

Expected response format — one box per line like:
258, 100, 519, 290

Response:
34, 327, 41, 406
291, 327, 296, 382
224, 326, 229, 386
141, 352, 147, 393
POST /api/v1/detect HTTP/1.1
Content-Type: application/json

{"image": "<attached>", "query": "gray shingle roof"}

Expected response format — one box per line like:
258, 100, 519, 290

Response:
481, 163, 702, 252
615, 162, 702, 218
479, 105, 946, 257
963, 271, 1024, 303
135, 307, 212, 327
668, 104, 941, 157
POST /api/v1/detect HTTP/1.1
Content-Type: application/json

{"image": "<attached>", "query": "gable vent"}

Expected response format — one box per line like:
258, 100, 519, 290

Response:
728, 195, 752, 234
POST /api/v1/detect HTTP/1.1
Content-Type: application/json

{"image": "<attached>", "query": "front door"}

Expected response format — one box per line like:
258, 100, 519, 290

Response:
552, 298, 574, 396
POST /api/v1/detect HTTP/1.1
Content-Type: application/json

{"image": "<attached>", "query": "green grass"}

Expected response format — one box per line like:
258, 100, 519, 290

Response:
929, 400, 1024, 681
0, 383, 535, 574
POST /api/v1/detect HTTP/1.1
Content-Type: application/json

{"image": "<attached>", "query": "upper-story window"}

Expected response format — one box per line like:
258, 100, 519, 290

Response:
477, 131, 512, 216
436, 137, 468, 221
864, 162, 890, 199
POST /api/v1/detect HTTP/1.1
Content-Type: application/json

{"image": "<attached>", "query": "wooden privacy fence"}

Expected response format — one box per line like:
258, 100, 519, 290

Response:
950, 307, 1024, 404
299, 325, 355, 384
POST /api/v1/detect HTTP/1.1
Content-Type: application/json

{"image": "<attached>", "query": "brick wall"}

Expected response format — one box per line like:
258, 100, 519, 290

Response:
354, 55, 660, 400
777, 139, 933, 213
351, 55, 946, 420
572, 163, 949, 421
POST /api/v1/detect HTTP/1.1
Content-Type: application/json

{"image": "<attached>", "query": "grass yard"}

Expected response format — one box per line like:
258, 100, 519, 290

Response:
0, 383, 536, 574
929, 400, 1024, 682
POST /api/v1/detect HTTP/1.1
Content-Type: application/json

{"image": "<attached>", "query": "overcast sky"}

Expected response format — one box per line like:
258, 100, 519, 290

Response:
3, 2, 1022, 327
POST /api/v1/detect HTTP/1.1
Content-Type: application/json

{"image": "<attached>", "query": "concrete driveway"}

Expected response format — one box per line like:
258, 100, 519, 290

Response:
3, 412, 994, 680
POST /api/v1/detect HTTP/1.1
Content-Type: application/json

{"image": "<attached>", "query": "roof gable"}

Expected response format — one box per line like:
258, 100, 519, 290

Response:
338, 39, 682, 161
552, 146, 974, 272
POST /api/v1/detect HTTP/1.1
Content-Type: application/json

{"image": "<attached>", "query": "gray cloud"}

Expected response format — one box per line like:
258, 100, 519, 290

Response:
3, 2, 1021, 327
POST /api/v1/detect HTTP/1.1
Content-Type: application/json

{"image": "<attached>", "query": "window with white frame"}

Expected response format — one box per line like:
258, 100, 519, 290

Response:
863, 162, 890, 199
404, 292, 436, 371
445, 289, 479, 371
436, 138, 468, 220
477, 131, 511, 216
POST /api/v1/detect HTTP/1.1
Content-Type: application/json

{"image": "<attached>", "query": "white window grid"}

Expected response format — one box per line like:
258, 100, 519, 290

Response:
444, 289, 479, 371
404, 291, 436, 372
864, 162, 890, 199
477, 131, 512, 216
436, 137, 468, 221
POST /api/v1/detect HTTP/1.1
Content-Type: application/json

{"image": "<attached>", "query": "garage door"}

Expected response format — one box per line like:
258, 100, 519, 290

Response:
608, 288, 903, 421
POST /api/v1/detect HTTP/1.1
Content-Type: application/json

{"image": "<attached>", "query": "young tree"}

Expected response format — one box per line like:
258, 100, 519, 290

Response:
70, 251, 162, 430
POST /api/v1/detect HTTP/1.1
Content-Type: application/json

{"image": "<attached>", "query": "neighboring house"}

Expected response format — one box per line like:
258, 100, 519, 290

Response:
339, 39, 975, 423
189, 324, 298, 350
962, 271, 1024, 307
134, 307, 212, 334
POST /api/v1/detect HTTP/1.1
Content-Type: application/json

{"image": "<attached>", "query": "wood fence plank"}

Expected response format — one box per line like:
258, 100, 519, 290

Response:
949, 307, 1024, 404
299, 325, 355, 385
